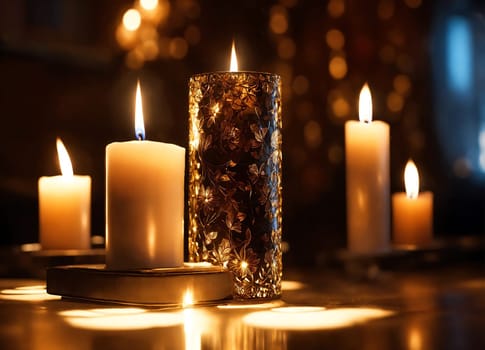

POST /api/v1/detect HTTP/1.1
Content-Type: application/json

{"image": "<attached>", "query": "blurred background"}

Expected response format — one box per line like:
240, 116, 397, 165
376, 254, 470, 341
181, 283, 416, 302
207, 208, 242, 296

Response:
0, 0, 483, 266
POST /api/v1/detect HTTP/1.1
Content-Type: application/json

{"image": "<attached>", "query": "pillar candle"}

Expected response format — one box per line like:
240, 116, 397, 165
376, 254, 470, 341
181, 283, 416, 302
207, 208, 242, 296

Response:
345, 83, 390, 254
106, 81, 185, 270
38, 139, 91, 250
188, 42, 283, 299
392, 160, 433, 245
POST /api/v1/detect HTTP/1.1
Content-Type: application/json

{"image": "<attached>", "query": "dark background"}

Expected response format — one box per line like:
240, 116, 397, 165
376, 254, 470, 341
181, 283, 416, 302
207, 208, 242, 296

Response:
0, 0, 483, 266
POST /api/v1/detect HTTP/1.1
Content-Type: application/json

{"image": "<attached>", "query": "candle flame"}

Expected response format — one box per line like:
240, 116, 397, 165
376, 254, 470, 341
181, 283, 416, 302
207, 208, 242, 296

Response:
358, 83, 372, 123
230, 41, 238, 72
135, 80, 145, 140
56, 138, 74, 177
404, 159, 419, 199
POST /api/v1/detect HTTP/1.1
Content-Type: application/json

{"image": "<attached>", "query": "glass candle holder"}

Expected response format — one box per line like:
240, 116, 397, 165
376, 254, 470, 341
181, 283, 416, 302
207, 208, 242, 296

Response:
188, 72, 282, 299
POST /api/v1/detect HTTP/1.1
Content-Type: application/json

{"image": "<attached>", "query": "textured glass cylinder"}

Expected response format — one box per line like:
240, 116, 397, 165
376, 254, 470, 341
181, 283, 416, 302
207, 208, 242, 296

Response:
188, 72, 282, 299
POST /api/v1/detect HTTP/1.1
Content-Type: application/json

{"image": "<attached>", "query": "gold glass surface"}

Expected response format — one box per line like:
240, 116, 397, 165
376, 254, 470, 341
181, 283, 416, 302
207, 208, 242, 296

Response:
188, 72, 283, 299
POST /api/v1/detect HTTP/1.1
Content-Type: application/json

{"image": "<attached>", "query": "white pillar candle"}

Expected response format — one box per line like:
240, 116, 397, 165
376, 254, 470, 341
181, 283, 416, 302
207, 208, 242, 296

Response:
392, 160, 433, 246
345, 83, 390, 254
106, 81, 185, 270
38, 138, 91, 250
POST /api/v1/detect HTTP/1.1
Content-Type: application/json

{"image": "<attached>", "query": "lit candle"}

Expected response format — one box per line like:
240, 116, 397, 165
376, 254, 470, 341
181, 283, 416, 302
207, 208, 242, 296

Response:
345, 83, 390, 254
38, 139, 91, 250
392, 160, 433, 246
188, 42, 283, 299
106, 80, 185, 270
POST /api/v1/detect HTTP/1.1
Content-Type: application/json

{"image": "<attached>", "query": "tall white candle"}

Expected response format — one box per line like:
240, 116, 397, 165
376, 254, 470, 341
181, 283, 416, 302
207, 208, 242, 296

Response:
38, 138, 91, 250
345, 83, 390, 254
106, 81, 185, 270
392, 160, 433, 246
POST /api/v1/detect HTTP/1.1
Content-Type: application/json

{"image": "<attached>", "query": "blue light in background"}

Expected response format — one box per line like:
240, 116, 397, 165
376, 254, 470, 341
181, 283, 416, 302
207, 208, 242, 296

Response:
446, 17, 473, 95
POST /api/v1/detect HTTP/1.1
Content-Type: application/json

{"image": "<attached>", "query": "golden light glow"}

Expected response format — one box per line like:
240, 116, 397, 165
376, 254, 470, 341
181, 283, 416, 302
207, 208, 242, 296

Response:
404, 160, 419, 199
56, 138, 74, 177
387, 91, 404, 113
135, 80, 145, 140
408, 326, 423, 350
332, 97, 350, 118
140, 0, 158, 11
269, 12, 288, 34
169, 37, 188, 59
183, 289, 194, 308
328, 0, 345, 18
230, 41, 238, 72
358, 83, 372, 123
184, 262, 214, 268
326, 29, 345, 50
217, 300, 284, 310
329, 56, 347, 79
240, 260, 248, 270
1, 285, 61, 301
122, 9, 141, 31
243, 307, 393, 330
281, 280, 305, 291
60, 308, 183, 331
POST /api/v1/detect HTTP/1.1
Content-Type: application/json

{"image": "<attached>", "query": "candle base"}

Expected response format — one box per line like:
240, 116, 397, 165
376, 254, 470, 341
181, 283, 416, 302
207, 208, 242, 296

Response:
46, 263, 233, 306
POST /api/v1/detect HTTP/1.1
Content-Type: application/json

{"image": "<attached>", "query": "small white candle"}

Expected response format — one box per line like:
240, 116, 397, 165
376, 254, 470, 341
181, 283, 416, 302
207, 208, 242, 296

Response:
106, 81, 185, 270
392, 160, 433, 246
345, 83, 390, 254
38, 138, 91, 250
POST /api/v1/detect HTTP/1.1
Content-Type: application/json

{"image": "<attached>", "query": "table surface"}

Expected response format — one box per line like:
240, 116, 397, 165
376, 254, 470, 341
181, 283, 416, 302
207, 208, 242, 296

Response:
0, 261, 484, 350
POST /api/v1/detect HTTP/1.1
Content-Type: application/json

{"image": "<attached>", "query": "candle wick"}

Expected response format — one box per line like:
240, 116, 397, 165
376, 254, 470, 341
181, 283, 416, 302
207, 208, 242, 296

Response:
137, 133, 144, 141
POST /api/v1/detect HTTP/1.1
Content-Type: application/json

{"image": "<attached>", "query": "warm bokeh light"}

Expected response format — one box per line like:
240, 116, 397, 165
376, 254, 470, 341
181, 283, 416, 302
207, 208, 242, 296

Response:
329, 56, 347, 79
378, 0, 395, 20
135, 80, 145, 140
404, 160, 420, 199
230, 41, 238, 72
393, 74, 412, 95
278, 37, 296, 59
292, 75, 309, 95
169, 37, 188, 59
387, 91, 404, 112
304, 120, 322, 149
332, 97, 351, 118
56, 138, 74, 177
326, 29, 345, 50
270, 12, 288, 34
327, 0, 345, 18
359, 83, 373, 123
140, 0, 158, 11
122, 9, 142, 31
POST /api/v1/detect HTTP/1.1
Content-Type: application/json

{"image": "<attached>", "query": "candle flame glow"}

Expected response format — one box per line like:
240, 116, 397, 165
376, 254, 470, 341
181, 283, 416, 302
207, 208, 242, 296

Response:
230, 41, 238, 72
358, 83, 372, 123
135, 80, 145, 140
182, 289, 194, 308
122, 9, 141, 32
56, 138, 74, 177
140, 0, 158, 11
404, 160, 419, 199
